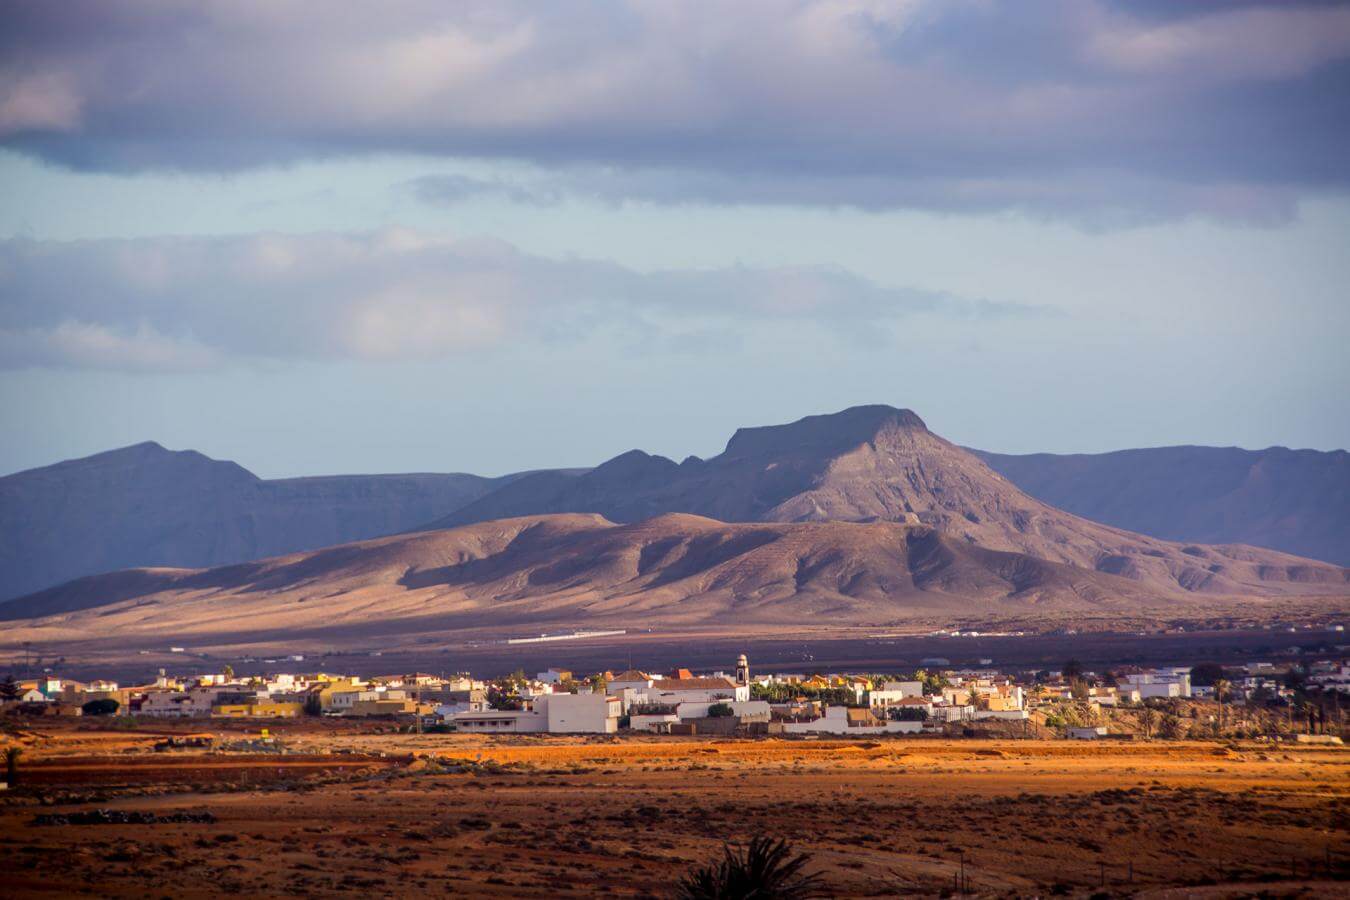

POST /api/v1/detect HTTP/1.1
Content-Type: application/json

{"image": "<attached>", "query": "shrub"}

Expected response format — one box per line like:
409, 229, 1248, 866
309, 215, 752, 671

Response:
707, 703, 734, 718
675, 837, 824, 899
81, 698, 120, 716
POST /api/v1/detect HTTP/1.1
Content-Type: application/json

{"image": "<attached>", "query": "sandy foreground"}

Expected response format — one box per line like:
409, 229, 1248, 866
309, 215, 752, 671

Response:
2, 722, 1347, 898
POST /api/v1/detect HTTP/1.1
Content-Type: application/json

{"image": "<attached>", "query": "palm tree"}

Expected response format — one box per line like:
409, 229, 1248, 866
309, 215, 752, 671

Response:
1139, 706, 1157, 740
675, 837, 825, 899
1213, 679, 1231, 734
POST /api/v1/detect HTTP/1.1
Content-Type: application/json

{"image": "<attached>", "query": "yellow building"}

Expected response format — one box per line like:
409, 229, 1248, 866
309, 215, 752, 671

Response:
211, 701, 304, 718
310, 679, 366, 711
347, 698, 434, 717
980, 694, 1020, 711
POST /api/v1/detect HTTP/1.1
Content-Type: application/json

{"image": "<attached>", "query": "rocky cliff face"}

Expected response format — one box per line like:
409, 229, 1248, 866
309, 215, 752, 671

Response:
0, 442, 506, 599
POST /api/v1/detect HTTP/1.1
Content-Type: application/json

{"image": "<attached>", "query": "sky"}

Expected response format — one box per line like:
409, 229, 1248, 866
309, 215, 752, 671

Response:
1, 0, 1348, 479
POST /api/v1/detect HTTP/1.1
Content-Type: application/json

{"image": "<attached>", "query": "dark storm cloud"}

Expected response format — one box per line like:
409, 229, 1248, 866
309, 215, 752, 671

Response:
2, 1, 1348, 221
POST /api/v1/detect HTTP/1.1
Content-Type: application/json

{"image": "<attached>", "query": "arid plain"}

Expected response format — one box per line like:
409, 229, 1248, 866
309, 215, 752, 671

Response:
3, 720, 1346, 898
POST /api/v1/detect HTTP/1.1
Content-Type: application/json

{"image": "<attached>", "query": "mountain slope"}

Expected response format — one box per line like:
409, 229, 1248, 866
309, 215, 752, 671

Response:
973, 446, 1350, 566
6, 512, 1343, 648
426, 406, 1346, 598
0, 442, 512, 600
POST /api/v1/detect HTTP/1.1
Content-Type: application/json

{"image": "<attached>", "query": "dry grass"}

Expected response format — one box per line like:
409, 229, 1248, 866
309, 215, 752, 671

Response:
1, 722, 1347, 897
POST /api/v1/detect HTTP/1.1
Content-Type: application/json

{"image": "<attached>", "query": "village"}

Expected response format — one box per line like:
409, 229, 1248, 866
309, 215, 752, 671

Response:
4, 652, 1346, 742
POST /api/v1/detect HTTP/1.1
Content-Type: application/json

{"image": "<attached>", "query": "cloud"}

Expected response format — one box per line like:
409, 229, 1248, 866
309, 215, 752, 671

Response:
405, 174, 563, 208
2, 1, 1348, 222
0, 230, 1042, 371
0, 322, 219, 372
406, 167, 1303, 228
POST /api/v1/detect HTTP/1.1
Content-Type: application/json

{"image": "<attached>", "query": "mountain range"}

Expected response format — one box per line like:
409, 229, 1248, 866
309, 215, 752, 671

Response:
1, 405, 1346, 647
7, 408, 1345, 609
974, 446, 1350, 567
0, 441, 521, 601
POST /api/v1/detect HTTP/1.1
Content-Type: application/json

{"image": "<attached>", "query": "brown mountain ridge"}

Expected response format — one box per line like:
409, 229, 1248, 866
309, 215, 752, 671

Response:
4, 511, 1344, 650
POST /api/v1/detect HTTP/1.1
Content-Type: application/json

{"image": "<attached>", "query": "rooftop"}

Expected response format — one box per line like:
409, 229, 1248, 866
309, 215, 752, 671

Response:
652, 677, 738, 691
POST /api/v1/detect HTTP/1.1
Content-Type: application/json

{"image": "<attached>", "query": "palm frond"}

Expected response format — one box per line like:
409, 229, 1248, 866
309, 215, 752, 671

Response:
674, 836, 825, 899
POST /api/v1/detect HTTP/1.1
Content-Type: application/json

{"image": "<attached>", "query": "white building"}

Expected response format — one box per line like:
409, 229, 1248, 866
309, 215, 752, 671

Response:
452, 708, 546, 733
440, 675, 479, 692
629, 713, 681, 732
139, 691, 194, 717
646, 676, 749, 705
434, 698, 484, 718
1119, 671, 1191, 699
544, 693, 621, 733
451, 692, 620, 734
869, 681, 924, 708
927, 703, 975, 723
327, 689, 364, 712
1068, 726, 1108, 740
675, 700, 770, 721
1309, 665, 1350, 694
882, 680, 924, 697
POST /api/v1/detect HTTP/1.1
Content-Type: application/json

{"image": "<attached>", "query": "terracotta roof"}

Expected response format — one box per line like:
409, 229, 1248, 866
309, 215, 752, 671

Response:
610, 670, 651, 682
652, 677, 738, 691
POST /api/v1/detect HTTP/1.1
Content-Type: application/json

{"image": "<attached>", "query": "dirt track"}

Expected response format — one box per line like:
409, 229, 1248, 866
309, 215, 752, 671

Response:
2, 725, 1347, 897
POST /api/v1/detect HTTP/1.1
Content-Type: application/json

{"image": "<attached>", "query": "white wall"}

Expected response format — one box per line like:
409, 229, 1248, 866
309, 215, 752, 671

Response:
675, 700, 770, 720
629, 713, 679, 732
648, 685, 749, 705
542, 693, 619, 734
881, 681, 924, 697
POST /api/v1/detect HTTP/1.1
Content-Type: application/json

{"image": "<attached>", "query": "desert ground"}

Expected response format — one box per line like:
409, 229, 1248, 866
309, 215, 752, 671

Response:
10, 621, 1346, 687
2, 720, 1346, 898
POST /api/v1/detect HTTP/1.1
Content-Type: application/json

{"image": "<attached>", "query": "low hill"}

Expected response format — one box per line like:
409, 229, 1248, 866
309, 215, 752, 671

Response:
973, 445, 1350, 566
3, 512, 1345, 651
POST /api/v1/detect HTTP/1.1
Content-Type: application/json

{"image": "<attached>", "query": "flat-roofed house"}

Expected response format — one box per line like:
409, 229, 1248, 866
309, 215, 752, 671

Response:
544, 693, 621, 733
452, 708, 547, 733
